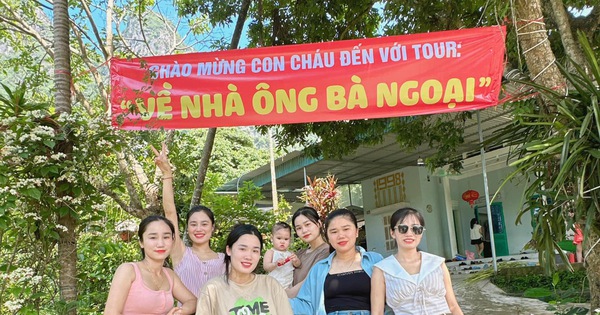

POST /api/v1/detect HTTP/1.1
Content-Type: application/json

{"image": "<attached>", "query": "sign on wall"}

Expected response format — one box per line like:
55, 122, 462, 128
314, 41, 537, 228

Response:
110, 26, 506, 130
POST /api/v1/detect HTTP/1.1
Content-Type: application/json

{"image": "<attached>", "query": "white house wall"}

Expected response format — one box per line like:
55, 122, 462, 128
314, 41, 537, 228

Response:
452, 166, 532, 255
362, 164, 533, 259
363, 166, 450, 258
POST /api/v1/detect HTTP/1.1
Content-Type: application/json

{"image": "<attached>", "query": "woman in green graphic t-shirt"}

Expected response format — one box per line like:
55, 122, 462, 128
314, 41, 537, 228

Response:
196, 224, 293, 315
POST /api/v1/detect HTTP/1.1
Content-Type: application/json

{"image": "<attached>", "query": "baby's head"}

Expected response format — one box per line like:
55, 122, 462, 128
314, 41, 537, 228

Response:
271, 222, 292, 251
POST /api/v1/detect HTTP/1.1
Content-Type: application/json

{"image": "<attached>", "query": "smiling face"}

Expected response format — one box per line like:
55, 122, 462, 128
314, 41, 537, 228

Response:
226, 234, 262, 276
187, 211, 214, 245
391, 214, 423, 250
140, 220, 174, 260
294, 214, 321, 244
272, 228, 291, 251
326, 215, 358, 254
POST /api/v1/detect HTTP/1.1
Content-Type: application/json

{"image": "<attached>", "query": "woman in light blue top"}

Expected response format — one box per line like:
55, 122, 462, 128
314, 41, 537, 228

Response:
371, 207, 463, 315
290, 208, 383, 315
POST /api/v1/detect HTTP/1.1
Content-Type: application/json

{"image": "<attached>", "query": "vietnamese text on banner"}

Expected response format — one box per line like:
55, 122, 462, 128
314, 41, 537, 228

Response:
110, 26, 506, 130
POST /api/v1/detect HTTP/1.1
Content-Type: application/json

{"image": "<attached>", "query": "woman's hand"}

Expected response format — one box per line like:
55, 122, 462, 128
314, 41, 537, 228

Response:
150, 142, 172, 176
167, 306, 183, 315
289, 254, 301, 267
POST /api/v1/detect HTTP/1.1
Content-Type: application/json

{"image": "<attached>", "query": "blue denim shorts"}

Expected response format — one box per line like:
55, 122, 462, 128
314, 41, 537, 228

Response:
326, 311, 371, 315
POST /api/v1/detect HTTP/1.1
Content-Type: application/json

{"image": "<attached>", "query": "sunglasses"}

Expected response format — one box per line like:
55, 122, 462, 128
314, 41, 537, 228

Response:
394, 224, 425, 235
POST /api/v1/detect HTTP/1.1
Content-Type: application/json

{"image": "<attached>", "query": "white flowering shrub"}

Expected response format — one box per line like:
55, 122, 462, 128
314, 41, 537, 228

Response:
0, 83, 123, 313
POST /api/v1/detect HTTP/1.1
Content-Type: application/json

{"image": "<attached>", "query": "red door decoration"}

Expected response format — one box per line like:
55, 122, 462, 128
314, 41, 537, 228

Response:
462, 190, 480, 207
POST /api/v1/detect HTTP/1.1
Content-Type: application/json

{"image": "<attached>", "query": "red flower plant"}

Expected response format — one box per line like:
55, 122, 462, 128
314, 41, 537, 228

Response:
298, 174, 341, 220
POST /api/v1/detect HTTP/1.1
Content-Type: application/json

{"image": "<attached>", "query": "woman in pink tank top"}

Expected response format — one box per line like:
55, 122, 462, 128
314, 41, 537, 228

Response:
152, 143, 226, 298
104, 216, 196, 315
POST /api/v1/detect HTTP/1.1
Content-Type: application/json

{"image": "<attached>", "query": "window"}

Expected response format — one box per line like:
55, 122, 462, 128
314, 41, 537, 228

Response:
383, 215, 397, 252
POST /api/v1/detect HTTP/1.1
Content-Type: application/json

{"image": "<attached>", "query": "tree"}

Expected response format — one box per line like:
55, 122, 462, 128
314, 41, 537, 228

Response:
53, 0, 80, 310
0, 0, 251, 313
175, 0, 600, 307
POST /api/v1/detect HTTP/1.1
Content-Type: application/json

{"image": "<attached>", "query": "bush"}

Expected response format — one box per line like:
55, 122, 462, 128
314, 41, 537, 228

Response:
491, 269, 589, 303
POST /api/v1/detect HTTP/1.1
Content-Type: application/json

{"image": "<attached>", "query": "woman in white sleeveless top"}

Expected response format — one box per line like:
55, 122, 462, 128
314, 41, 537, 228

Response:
371, 207, 463, 315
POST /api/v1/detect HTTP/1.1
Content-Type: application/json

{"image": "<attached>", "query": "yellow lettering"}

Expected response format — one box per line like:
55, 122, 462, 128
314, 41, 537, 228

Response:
181, 95, 201, 118
377, 82, 398, 107
298, 87, 318, 112
399, 81, 419, 106
201, 94, 223, 118
275, 89, 297, 114
421, 80, 442, 105
326, 86, 346, 110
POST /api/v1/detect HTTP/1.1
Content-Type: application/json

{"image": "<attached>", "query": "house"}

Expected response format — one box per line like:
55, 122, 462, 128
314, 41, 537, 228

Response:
218, 106, 535, 259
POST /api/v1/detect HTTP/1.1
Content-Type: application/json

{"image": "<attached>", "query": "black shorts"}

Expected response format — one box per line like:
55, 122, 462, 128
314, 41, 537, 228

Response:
471, 239, 483, 245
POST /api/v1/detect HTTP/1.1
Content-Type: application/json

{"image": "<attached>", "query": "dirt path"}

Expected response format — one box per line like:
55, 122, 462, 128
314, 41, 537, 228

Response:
452, 274, 561, 315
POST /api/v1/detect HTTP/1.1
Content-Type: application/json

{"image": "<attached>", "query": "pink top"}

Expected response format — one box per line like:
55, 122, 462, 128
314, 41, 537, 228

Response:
174, 247, 225, 297
122, 263, 174, 315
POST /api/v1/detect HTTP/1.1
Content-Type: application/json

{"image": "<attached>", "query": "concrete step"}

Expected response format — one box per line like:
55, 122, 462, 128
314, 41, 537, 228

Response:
446, 253, 539, 275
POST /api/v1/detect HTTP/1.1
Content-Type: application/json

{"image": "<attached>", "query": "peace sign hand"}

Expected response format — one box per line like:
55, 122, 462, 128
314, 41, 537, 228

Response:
150, 142, 173, 176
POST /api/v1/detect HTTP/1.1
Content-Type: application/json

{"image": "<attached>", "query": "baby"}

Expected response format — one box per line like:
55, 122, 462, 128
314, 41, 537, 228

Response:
263, 222, 297, 289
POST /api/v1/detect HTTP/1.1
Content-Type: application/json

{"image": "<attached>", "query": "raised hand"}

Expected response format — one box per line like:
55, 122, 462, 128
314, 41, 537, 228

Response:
151, 142, 172, 176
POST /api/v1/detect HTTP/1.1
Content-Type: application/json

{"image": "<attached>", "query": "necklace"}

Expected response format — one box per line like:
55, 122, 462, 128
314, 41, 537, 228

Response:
336, 251, 357, 271
192, 248, 216, 260
142, 260, 163, 290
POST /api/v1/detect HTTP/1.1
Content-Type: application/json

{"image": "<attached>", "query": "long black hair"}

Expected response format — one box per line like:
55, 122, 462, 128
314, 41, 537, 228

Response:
224, 224, 263, 282
470, 218, 478, 229
291, 206, 324, 238
138, 215, 175, 259
324, 208, 357, 253
390, 207, 425, 232
186, 205, 215, 225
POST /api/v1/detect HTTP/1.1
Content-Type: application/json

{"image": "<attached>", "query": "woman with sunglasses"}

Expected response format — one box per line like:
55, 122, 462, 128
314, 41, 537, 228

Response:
371, 207, 463, 315
290, 208, 383, 315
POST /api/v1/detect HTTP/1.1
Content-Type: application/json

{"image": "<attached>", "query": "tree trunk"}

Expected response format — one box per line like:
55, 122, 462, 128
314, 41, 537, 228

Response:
190, 0, 251, 208
514, 0, 565, 100
53, 0, 77, 311
586, 229, 600, 310
547, 0, 587, 69
190, 128, 217, 208
515, 0, 598, 308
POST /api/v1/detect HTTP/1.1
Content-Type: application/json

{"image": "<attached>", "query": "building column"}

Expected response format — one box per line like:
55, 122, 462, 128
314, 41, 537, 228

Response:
442, 177, 458, 256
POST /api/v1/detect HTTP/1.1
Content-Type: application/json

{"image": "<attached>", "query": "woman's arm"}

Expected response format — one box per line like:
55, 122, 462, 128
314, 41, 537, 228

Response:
104, 263, 135, 315
151, 143, 185, 265
169, 270, 197, 314
442, 264, 463, 315
263, 249, 278, 272
289, 269, 319, 315
285, 278, 304, 298
370, 267, 387, 315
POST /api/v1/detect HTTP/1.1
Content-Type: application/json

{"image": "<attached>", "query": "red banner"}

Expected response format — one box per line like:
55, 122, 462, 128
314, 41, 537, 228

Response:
110, 26, 506, 130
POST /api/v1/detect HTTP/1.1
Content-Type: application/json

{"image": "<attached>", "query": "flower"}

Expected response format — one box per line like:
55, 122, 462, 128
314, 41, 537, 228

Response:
298, 174, 341, 220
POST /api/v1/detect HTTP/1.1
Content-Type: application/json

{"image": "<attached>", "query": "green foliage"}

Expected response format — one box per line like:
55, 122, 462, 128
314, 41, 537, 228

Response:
77, 229, 139, 313
497, 270, 590, 315
200, 181, 282, 253
492, 269, 589, 302
0, 83, 121, 313
487, 33, 600, 274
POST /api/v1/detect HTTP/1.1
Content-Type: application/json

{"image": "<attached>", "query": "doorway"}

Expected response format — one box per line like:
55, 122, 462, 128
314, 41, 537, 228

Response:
453, 209, 464, 256
475, 202, 509, 256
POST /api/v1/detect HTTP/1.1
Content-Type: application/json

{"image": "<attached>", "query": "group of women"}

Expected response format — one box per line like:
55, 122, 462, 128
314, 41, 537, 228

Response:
104, 144, 463, 315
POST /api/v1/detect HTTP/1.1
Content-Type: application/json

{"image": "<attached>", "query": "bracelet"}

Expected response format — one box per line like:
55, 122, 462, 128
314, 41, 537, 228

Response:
162, 176, 173, 180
